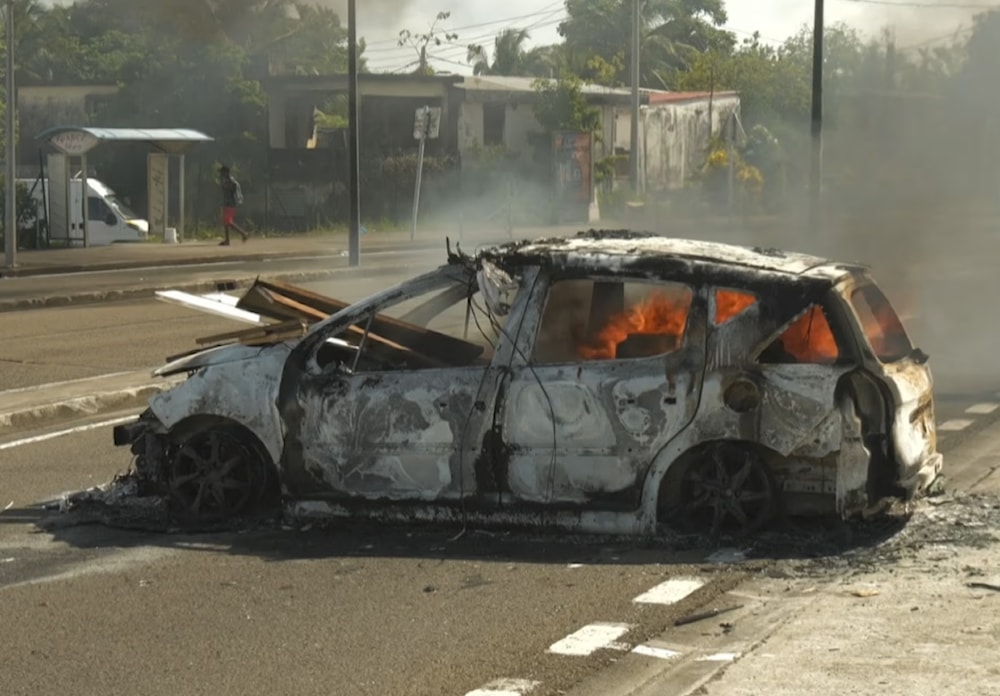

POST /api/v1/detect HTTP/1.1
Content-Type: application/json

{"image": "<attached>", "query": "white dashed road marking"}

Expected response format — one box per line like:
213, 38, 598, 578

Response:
632, 644, 682, 660
698, 652, 741, 662
548, 622, 633, 656
465, 678, 539, 696
939, 419, 974, 431
965, 402, 999, 415
633, 577, 705, 605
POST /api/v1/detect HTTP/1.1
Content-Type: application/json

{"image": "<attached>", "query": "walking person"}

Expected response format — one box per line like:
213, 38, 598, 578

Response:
219, 165, 248, 245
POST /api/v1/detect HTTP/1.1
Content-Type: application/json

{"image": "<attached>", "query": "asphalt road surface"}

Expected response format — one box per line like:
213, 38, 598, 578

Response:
3, 221, 1000, 695
0, 258, 446, 391
1, 399, 998, 696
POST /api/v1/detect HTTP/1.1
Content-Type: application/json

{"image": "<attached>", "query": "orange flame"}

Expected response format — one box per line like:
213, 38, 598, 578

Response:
779, 306, 840, 363
579, 291, 692, 360
715, 289, 757, 325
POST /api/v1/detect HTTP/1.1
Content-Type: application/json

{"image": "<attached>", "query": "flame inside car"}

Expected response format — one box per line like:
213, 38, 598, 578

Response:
579, 290, 693, 360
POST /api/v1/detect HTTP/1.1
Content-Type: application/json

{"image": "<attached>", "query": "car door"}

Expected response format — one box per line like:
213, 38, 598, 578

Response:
497, 273, 708, 509
278, 264, 532, 504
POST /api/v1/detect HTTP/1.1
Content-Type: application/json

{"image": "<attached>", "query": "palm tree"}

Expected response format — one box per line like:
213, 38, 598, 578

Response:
558, 0, 733, 88
467, 28, 531, 76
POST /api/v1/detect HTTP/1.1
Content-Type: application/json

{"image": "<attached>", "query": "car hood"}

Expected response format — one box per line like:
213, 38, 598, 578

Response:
154, 343, 284, 377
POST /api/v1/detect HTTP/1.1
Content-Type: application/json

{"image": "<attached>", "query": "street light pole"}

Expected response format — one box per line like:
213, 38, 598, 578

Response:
4, 0, 16, 271
629, 0, 641, 195
346, 0, 361, 267
809, 0, 824, 230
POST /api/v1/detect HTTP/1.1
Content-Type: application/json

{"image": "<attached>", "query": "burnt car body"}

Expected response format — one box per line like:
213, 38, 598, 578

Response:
114, 231, 943, 535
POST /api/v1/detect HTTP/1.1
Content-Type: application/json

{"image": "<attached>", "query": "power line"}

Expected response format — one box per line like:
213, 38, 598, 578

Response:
362, 2, 565, 47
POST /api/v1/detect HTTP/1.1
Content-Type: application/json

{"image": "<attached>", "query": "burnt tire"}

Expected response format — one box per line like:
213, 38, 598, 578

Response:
165, 426, 273, 524
671, 442, 777, 537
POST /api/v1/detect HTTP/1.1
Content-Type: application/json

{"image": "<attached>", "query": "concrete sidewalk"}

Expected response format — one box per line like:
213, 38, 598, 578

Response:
0, 371, 181, 434
0, 225, 576, 279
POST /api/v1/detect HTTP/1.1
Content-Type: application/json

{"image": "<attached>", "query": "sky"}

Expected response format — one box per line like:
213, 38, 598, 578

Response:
338, 0, 983, 74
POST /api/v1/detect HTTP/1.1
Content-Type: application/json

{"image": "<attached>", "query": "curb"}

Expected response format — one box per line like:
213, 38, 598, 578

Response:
0, 263, 408, 314
0, 235, 497, 279
0, 379, 182, 435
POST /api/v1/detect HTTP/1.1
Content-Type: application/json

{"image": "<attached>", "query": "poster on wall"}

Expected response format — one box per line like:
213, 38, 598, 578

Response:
147, 153, 169, 238
553, 131, 594, 223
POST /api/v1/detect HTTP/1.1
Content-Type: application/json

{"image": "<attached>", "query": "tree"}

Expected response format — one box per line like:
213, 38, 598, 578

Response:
398, 10, 457, 76
532, 75, 601, 133
467, 28, 532, 76
558, 0, 734, 88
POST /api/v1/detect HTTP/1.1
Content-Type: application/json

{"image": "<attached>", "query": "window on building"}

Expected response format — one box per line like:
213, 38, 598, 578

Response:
532, 278, 694, 364
483, 103, 505, 146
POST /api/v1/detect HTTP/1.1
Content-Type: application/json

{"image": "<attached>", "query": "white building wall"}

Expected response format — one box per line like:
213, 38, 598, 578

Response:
639, 95, 741, 192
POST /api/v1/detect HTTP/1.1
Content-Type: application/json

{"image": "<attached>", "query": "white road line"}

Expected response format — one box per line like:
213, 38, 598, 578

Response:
939, 419, 974, 431
633, 577, 705, 605
1, 372, 134, 395
465, 678, 539, 696
966, 403, 999, 415
632, 644, 682, 660
697, 652, 740, 662
0, 415, 137, 451
547, 622, 633, 656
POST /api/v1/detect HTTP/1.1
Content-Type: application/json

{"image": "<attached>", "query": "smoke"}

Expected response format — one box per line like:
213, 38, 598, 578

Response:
854, 1, 979, 46
310, 0, 417, 23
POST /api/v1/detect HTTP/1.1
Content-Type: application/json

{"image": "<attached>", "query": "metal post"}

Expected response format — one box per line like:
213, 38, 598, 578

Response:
81, 155, 89, 247
178, 153, 185, 243
809, 0, 824, 229
346, 0, 361, 267
410, 107, 428, 241
629, 0, 641, 195
4, 0, 16, 269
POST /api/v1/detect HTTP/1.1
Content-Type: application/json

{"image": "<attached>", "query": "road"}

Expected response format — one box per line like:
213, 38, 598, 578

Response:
1, 399, 998, 696
2, 226, 1000, 695
0, 254, 446, 390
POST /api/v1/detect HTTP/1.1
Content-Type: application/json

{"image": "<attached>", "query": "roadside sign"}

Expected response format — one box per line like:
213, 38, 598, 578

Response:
413, 106, 441, 140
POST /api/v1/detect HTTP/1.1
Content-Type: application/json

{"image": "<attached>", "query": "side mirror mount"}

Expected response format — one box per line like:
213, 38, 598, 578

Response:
912, 348, 929, 365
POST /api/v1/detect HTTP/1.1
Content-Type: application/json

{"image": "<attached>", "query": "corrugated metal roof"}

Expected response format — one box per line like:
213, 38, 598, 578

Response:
37, 126, 213, 143
457, 75, 633, 98
645, 90, 739, 105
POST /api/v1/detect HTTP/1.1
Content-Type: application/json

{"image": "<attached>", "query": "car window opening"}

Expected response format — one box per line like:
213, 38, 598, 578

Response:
533, 279, 693, 364
759, 304, 840, 365
317, 276, 514, 373
714, 288, 758, 325
849, 284, 913, 363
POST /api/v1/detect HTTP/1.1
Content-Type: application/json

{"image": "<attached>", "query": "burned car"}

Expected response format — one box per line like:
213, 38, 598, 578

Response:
113, 230, 943, 535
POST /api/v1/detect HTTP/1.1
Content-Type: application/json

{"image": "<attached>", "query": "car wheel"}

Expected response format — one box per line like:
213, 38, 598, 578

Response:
675, 443, 777, 536
165, 426, 271, 523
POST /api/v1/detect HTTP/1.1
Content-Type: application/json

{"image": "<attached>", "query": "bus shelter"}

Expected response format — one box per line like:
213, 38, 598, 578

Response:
36, 127, 213, 246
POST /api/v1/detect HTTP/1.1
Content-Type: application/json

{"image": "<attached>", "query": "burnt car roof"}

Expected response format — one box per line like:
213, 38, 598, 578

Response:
476, 230, 865, 287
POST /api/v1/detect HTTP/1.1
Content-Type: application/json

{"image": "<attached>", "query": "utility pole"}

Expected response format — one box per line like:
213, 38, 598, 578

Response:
629, 0, 641, 195
4, 0, 16, 271
809, 0, 824, 230
346, 0, 361, 267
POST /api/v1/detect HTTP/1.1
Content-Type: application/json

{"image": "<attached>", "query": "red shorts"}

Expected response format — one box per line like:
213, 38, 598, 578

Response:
222, 207, 236, 226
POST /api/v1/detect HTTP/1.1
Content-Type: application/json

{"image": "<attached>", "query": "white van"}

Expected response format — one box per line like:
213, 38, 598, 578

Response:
19, 177, 150, 246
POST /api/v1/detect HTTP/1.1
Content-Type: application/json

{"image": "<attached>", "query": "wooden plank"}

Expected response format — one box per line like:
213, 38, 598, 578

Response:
195, 319, 306, 346
247, 279, 484, 366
